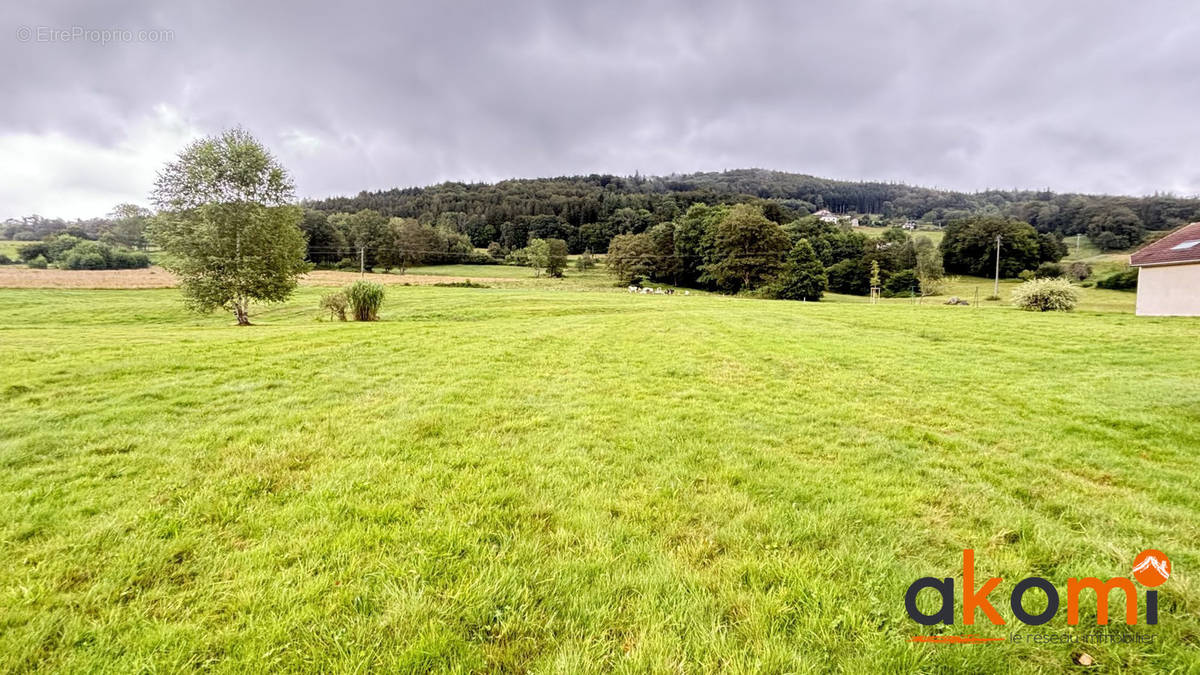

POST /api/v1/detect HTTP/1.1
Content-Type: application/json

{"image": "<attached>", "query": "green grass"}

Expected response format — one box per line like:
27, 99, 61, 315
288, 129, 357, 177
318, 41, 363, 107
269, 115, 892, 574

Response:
0, 240, 25, 259
381, 263, 619, 291
854, 226, 945, 248
1062, 236, 1135, 279
1, 286, 1198, 673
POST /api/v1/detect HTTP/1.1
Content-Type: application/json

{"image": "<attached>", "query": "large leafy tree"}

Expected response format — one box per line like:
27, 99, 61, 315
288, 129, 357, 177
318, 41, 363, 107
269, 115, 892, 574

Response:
770, 238, 827, 301
384, 217, 437, 273
103, 203, 152, 250
543, 238, 569, 278
298, 209, 347, 263
1084, 205, 1144, 251
939, 216, 1042, 278
150, 128, 308, 325
604, 233, 656, 285
700, 203, 790, 292
330, 209, 389, 268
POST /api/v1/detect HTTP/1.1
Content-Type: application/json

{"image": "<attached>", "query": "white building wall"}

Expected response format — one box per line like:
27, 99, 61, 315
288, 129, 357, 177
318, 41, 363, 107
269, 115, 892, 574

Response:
1136, 263, 1200, 316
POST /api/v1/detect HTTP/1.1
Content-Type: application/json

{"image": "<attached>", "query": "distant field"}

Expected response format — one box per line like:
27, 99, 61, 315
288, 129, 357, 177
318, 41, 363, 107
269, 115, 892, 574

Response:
0, 284, 1197, 672
0, 267, 554, 290
0, 240, 25, 259
854, 226, 944, 247
1062, 235, 1135, 278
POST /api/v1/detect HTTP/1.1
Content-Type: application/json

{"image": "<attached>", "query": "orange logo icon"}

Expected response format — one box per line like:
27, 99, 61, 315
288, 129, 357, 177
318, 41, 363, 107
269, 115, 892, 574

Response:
1132, 549, 1171, 587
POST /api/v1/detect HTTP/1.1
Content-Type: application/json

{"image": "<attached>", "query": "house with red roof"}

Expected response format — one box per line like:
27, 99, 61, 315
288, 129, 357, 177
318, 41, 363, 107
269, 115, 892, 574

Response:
1129, 222, 1200, 316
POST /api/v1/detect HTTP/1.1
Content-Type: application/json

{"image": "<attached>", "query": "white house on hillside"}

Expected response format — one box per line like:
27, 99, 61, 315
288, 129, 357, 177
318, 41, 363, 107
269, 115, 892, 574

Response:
1129, 222, 1200, 316
813, 209, 840, 224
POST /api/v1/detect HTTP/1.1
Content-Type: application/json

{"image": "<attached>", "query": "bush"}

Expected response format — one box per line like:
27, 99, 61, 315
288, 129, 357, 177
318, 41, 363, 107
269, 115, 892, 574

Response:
432, 279, 489, 288
576, 250, 596, 271
63, 252, 107, 270
335, 257, 358, 271
27, 255, 48, 269
1034, 262, 1064, 279
1017, 270, 1036, 281
1066, 261, 1092, 281
17, 242, 50, 262
0, 254, 11, 265
19, 237, 148, 269
109, 249, 151, 269
1096, 268, 1138, 291
319, 291, 349, 321
345, 280, 384, 321
1011, 277, 1079, 311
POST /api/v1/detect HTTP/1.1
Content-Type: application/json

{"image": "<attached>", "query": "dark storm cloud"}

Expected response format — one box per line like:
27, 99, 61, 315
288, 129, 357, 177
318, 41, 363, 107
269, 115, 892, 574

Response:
4, 0, 1200, 217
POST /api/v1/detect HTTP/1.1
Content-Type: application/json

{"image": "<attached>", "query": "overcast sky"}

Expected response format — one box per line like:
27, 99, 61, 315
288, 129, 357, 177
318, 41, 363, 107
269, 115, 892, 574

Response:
4, 0, 1200, 219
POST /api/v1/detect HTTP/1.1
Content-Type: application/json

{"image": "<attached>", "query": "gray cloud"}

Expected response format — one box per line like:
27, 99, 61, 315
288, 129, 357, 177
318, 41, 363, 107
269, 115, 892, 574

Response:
3, 0, 1200, 218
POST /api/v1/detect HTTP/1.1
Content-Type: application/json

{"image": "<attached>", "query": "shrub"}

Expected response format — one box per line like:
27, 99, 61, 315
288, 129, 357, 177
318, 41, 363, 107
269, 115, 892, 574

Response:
109, 249, 151, 269
1017, 269, 1036, 281
63, 252, 107, 270
433, 279, 489, 288
1067, 261, 1092, 281
1096, 268, 1138, 291
1034, 262, 1064, 279
576, 250, 596, 271
0, 254, 11, 265
20, 237, 149, 269
27, 255, 48, 269
487, 242, 507, 260
319, 291, 349, 321
334, 257, 358, 271
504, 247, 530, 267
345, 280, 384, 321
1011, 277, 1079, 311
17, 242, 50, 262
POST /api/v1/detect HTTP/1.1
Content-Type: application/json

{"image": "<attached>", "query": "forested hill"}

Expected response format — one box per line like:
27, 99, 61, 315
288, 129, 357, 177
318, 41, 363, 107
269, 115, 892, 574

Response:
303, 168, 1200, 250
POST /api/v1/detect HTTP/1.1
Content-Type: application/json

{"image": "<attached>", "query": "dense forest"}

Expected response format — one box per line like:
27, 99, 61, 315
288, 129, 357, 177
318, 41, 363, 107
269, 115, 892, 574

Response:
299, 169, 1200, 254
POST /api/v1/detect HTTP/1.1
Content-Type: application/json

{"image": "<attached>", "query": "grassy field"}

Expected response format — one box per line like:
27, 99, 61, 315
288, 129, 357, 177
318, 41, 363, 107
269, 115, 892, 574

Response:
1061, 236, 1136, 279
854, 226, 945, 248
0, 240, 25, 259
1, 283, 1197, 673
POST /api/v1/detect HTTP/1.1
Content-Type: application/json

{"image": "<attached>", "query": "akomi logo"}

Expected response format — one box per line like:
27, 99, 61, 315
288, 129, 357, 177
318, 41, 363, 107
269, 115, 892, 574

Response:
906, 549, 1170, 643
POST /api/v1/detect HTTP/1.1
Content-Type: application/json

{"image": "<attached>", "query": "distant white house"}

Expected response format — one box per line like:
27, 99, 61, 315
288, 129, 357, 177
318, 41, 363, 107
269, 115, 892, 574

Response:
901, 220, 919, 230
1130, 222, 1200, 316
813, 208, 840, 224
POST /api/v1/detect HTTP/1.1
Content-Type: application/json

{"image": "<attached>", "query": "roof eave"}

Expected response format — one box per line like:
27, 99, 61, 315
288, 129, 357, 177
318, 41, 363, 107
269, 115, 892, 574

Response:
1130, 258, 1200, 268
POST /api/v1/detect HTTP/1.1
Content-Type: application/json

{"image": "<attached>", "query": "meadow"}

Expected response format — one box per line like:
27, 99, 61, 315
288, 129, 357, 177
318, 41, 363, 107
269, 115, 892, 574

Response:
0, 278, 1196, 673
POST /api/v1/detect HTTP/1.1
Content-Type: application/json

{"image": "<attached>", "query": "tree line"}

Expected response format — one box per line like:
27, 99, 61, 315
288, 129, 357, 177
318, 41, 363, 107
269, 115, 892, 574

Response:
298, 168, 1200, 255
601, 203, 1074, 300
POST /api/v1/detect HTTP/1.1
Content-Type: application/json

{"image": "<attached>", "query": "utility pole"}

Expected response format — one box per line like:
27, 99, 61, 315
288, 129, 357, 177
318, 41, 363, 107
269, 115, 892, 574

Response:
359, 246, 365, 279
993, 234, 1002, 298
1076, 233, 1082, 255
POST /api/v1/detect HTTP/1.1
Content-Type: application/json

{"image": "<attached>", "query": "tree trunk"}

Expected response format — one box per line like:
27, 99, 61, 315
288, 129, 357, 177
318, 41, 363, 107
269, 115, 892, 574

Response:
233, 301, 251, 326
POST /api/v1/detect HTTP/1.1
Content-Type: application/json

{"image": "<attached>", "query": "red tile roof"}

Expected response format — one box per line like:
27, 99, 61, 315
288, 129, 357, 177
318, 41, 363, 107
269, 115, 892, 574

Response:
1130, 222, 1200, 267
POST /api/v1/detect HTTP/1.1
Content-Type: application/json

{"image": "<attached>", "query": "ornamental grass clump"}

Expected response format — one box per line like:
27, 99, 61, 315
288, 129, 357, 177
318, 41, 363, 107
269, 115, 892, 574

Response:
345, 281, 384, 321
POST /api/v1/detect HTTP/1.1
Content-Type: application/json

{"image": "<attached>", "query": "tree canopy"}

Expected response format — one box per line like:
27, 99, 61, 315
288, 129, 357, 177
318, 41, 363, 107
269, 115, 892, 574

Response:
150, 129, 308, 325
